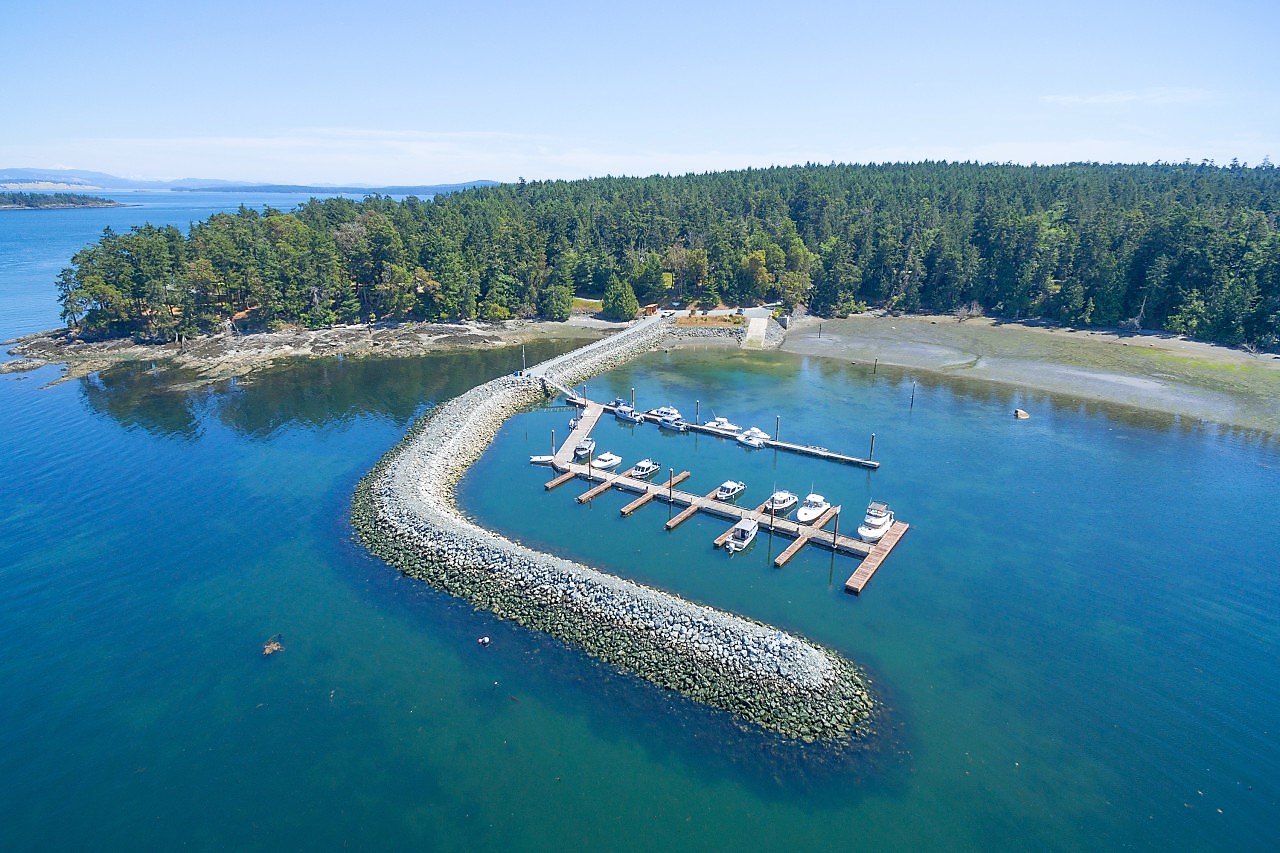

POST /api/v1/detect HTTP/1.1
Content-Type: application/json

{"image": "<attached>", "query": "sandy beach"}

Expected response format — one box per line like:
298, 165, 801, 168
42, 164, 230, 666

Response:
782, 313, 1280, 435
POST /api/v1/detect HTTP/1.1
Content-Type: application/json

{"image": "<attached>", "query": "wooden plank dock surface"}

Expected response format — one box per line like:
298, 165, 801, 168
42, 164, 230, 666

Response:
665, 488, 720, 530
844, 521, 910, 594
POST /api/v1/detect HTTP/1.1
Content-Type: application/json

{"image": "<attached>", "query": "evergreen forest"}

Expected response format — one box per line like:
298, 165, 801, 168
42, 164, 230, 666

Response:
55, 162, 1280, 350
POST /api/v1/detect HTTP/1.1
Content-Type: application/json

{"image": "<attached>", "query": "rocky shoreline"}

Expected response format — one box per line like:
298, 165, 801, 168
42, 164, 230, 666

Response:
351, 317, 880, 742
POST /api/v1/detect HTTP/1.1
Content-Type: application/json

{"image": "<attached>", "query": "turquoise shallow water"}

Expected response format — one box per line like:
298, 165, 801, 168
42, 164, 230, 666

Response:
3, 202, 1279, 850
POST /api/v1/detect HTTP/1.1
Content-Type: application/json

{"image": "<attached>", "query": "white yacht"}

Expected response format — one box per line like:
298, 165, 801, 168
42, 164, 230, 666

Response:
528, 454, 555, 465
724, 518, 758, 553
657, 415, 688, 432
737, 430, 767, 449
795, 493, 832, 524
764, 490, 798, 514
707, 416, 742, 433
650, 405, 682, 420
573, 437, 596, 458
857, 500, 894, 543
614, 404, 645, 424
630, 458, 661, 479
592, 451, 622, 470
715, 480, 746, 502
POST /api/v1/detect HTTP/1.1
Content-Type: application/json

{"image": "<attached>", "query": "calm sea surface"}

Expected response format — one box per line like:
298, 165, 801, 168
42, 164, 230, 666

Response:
2, 198, 1278, 850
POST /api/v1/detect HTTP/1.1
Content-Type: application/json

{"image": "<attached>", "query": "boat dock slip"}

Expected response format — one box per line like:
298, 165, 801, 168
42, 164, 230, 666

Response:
844, 521, 910, 595
773, 505, 843, 568
665, 488, 722, 530
577, 472, 625, 503
544, 470, 577, 490
619, 471, 690, 516
564, 396, 880, 469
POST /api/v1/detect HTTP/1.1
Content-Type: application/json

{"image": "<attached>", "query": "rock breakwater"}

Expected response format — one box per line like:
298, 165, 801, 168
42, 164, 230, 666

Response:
351, 318, 879, 742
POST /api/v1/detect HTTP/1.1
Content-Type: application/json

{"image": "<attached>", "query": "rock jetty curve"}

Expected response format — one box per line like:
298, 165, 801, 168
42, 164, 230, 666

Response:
351, 317, 879, 742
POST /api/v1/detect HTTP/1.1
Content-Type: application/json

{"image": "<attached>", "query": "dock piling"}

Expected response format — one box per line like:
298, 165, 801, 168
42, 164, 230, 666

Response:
775, 415, 780, 441
869, 433, 876, 459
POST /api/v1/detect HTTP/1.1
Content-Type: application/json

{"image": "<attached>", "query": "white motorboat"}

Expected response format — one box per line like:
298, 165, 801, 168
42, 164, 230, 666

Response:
650, 405, 682, 420
724, 518, 758, 553
529, 454, 555, 466
630, 458, 661, 479
608, 397, 629, 408
657, 415, 688, 432
795, 493, 832, 524
707, 416, 742, 433
573, 437, 596, 458
764, 490, 798, 514
737, 431, 767, 449
614, 404, 645, 424
592, 451, 622, 470
857, 500, 894, 543
715, 480, 746, 502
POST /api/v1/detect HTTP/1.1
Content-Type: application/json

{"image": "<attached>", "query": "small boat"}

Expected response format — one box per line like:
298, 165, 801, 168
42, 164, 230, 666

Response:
764, 490, 798, 514
608, 397, 628, 408
592, 451, 622, 470
573, 437, 596, 458
857, 500, 894, 543
658, 415, 688, 432
715, 480, 746, 502
614, 404, 645, 424
630, 458, 661, 479
741, 426, 770, 440
737, 430, 767, 449
724, 518, 759, 553
262, 634, 285, 656
650, 405, 682, 420
707, 416, 742, 433
529, 454, 555, 465
1013, 408, 1030, 420
796, 493, 832, 524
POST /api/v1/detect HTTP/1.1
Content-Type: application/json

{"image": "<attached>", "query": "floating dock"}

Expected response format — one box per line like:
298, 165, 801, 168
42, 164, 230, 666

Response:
546, 394, 905, 592
565, 396, 880, 469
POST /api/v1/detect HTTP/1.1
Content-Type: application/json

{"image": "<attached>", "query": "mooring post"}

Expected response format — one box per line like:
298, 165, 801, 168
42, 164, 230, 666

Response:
552, 429, 556, 455
668, 468, 674, 503
832, 506, 840, 548
819, 323, 823, 338
775, 415, 781, 441
873, 358, 878, 375
869, 432, 876, 459
695, 400, 700, 425
910, 381, 916, 410
631, 387, 635, 407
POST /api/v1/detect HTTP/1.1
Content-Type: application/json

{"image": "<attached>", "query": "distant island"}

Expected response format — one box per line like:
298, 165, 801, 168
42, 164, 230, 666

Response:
0, 191, 123, 210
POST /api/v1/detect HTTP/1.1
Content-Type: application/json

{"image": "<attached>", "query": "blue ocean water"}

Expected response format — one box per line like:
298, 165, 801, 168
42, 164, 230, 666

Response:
2, 201, 1278, 850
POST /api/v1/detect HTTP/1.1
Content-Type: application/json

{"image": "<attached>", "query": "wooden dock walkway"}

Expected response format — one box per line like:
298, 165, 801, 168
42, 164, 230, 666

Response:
773, 505, 842, 567
844, 521, 910, 595
563, 397, 880, 469
555, 401, 605, 463
665, 488, 721, 530
619, 470, 689, 516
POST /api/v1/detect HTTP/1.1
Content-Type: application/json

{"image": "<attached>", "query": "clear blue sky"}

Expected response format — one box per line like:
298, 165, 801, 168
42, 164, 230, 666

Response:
4, 0, 1276, 184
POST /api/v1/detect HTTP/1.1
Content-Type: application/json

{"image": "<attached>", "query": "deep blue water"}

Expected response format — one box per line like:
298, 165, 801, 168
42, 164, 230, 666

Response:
2, 200, 1278, 850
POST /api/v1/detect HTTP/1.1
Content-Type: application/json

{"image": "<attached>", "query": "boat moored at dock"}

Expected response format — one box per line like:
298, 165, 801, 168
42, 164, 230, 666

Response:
724, 518, 759, 553
857, 500, 894, 542
592, 451, 622, 470
573, 437, 596, 458
630, 458, 661, 479
737, 431, 767, 449
764, 490, 799, 514
614, 404, 645, 424
658, 415, 688, 432
650, 405, 682, 420
707, 416, 742, 433
715, 480, 746, 502
796, 493, 832, 524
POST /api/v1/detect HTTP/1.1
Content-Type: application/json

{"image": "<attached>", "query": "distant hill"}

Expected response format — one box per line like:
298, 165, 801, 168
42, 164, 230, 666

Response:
0, 168, 499, 196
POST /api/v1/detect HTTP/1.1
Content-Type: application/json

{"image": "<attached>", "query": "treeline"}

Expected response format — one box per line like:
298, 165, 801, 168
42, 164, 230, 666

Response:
2, 191, 121, 209
57, 161, 1280, 349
